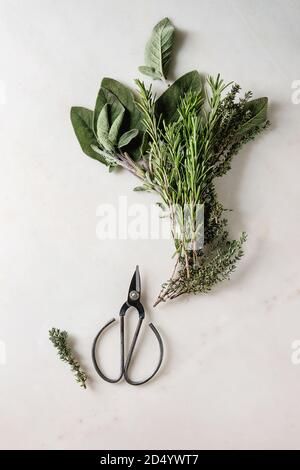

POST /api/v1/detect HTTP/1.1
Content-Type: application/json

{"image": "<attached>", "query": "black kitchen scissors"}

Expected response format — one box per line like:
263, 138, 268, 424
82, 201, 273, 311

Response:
92, 266, 164, 385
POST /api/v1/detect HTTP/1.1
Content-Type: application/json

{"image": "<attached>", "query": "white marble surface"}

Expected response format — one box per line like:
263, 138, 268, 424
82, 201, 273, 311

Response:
1, 0, 300, 450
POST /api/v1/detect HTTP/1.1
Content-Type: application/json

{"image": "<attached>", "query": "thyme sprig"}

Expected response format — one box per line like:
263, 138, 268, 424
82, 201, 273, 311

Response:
49, 328, 88, 389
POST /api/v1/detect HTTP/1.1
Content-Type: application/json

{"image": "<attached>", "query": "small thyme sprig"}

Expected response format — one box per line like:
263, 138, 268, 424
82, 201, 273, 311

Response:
49, 328, 88, 389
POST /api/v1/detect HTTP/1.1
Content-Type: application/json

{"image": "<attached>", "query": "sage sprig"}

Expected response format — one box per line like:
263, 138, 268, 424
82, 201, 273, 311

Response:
70, 18, 269, 305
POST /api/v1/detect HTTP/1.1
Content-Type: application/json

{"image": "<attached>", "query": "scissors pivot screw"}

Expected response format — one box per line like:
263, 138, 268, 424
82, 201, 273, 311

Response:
129, 290, 139, 301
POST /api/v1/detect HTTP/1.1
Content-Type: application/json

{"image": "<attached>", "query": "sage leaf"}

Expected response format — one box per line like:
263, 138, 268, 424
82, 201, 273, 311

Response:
93, 89, 106, 131
118, 129, 139, 148
108, 107, 125, 145
155, 70, 202, 123
91, 145, 118, 168
237, 97, 268, 135
138, 66, 164, 81
101, 78, 145, 138
108, 93, 124, 125
70, 107, 107, 165
139, 17, 175, 81
94, 78, 143, 132
94, 78, 145, 158
97, 103, 109, 137
101, 78, 138, 115
90, 144, 102, 154
94, 88, 124, 133
97, 104, 114, 151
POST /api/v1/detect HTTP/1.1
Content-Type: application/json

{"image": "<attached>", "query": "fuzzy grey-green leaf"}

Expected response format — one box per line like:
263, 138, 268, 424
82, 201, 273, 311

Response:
140, 17, 175, 81
70, 106, 107, 165
101, 78, 136, 114
94, 78, 145, 159
97, 104, 114, 151
97, 103, 109, 137
118, 128, 139, 148
94, 78, 143, 132
94, 88, 124, 133
109, 107, 125, 144
138, 66, 163, 80
155, 70, 202, 123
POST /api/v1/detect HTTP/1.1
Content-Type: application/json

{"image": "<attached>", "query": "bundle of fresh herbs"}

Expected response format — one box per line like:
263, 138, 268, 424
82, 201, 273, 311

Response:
71, 18, 269, 306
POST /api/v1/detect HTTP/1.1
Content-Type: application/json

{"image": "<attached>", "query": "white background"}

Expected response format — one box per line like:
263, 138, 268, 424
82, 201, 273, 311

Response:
1, 0, 300, 450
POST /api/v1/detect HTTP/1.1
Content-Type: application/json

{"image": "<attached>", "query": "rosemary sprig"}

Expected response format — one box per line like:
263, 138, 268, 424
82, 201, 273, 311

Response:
49, 328, 88, 389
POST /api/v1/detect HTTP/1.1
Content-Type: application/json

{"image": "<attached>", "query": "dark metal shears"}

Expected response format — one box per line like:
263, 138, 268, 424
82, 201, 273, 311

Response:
92, 266, 164, 385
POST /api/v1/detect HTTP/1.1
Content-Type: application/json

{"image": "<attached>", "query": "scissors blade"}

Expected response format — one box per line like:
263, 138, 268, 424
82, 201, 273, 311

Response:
128, 265, 141, 298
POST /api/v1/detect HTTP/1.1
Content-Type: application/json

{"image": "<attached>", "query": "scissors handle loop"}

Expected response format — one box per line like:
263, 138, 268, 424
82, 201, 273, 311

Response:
91, 318, 124, 383
124, 321, 164, 385
92, 307, 164, 385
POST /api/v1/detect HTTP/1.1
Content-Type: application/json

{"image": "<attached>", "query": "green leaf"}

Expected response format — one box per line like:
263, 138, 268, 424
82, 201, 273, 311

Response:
118, 129, 139, 148
96, 104, 114, 151
155, 70, 202, 124
101, 78, 137, 115
133, 186, 148, 191
94, 88, 124, 133
90, 145, 118, 168
138, 66, 163, 80
140, 17, 175, 81
96, 103, 109, 137
90, 143, 103, 154
93, 78, 145, 158
108, 107, 125, 145
238, 97, 268, 134
108, 93, 124, 125
94, 78, 143, 132
93, 89, 106, 132
70, 107, 107, 165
